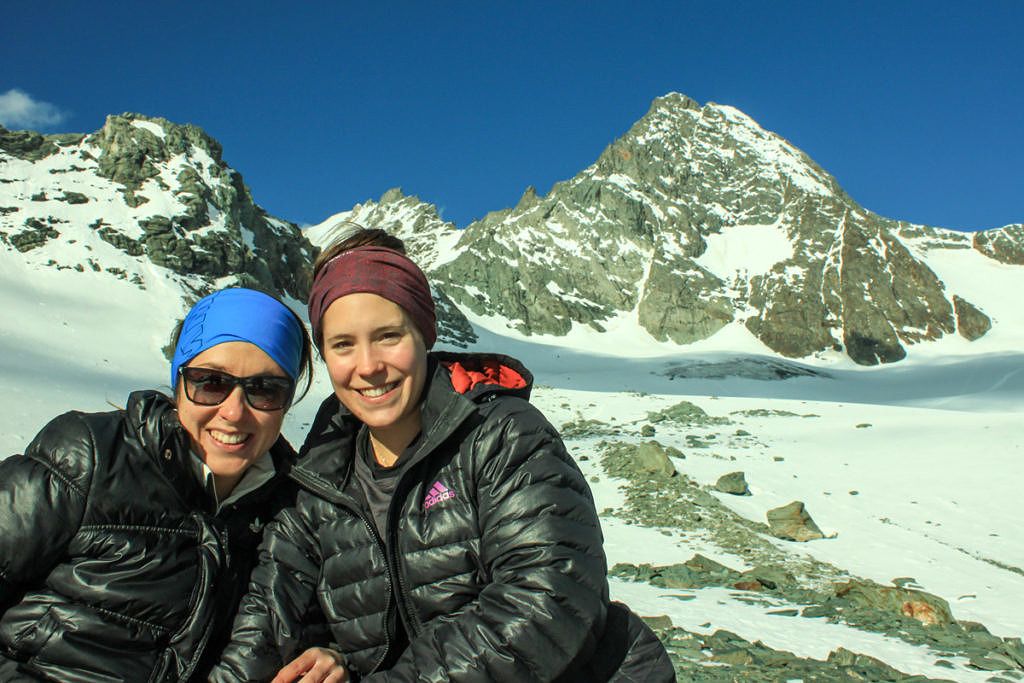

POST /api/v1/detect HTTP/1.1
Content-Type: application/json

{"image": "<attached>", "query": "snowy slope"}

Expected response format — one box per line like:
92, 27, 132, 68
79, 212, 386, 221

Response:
2, 236, 1021, 679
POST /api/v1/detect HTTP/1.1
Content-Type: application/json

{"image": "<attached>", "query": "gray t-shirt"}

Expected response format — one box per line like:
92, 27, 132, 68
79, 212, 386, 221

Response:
351, 425, 422, 540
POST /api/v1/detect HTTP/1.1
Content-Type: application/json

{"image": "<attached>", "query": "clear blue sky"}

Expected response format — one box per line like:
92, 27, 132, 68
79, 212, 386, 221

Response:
3, 2, 1021, 231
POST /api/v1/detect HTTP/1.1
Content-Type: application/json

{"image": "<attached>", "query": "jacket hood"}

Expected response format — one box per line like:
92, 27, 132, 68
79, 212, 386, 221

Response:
432, 352, 533, 402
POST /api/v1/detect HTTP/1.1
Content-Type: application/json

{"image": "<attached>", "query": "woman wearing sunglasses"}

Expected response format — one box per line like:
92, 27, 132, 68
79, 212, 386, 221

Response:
213, 231, 673, 683
0, 287, 312, 682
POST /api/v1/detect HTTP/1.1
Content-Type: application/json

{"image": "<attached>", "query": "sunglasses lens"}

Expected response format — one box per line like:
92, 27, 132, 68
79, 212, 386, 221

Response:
243, 377, 293, 410
180, 367, 293, 410
182, 368, 234, 406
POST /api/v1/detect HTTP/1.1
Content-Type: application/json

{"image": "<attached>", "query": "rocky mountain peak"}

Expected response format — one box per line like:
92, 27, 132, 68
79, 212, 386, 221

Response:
379, 186, 409, 204
411, 93, 1005, 364
89, 114, 226, 195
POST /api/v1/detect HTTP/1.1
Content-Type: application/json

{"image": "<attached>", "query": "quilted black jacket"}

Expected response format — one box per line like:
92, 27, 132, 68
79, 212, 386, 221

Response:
214, 353, 673, 682
0, 391, 297, 682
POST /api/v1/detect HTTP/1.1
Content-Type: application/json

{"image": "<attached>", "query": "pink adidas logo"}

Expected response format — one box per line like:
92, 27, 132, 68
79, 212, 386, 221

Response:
423, 481, 456, 510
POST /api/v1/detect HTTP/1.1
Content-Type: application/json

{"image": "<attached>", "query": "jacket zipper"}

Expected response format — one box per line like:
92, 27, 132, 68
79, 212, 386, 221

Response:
385, 495, 422, 638
289, 469, 397, 674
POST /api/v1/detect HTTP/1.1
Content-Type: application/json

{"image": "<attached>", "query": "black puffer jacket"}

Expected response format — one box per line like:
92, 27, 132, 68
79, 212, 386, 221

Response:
0, 391, 297, 682
215, 353, 673, 682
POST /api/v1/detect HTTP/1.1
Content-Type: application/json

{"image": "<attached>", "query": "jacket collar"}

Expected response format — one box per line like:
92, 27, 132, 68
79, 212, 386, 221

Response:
123, 390, 296, 512
291, 352, 535, 495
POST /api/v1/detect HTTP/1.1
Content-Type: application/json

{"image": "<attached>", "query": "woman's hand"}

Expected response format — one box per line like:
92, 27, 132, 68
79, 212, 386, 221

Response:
271, 647, 349, 683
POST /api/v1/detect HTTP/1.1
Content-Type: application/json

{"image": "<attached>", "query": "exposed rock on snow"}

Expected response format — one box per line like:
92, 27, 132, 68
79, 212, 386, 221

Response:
766, 500, 825, 542
714, 471, 750, 496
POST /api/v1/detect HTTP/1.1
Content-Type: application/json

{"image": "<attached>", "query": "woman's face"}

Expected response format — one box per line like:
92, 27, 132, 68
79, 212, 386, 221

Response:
320, 292, 428, 444
175, 341, 287, 488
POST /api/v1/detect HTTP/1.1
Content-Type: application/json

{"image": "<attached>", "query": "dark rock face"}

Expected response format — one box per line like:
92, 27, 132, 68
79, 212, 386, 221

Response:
953, 296, 992, 341
0, 126, 85, 161
7, 217, 61, 252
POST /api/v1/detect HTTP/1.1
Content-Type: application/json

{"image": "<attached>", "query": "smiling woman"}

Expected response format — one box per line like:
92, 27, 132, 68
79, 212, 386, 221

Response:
212, 229, 674, 683
0, 287, 313, 682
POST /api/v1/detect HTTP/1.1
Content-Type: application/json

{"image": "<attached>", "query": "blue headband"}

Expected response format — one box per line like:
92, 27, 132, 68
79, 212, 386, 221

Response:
171, 288, 304, 389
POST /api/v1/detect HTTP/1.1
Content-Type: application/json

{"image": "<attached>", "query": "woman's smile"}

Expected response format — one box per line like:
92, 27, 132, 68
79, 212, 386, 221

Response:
356, 381, 400, 399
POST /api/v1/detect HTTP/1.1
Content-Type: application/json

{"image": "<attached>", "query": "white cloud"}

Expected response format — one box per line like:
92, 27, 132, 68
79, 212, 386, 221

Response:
0, 89, 67, 130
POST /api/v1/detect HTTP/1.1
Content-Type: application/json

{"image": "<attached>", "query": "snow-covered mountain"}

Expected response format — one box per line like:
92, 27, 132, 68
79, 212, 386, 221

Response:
309, 93, 1023, 366
6, 95, 1024, 367
0, 114, 313, 305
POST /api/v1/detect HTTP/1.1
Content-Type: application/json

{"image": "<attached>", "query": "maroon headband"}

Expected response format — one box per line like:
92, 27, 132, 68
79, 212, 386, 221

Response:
308, 246, 437, 349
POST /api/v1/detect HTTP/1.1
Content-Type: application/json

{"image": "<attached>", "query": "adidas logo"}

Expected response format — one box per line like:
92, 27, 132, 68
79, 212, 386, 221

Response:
423, 481, 456, 510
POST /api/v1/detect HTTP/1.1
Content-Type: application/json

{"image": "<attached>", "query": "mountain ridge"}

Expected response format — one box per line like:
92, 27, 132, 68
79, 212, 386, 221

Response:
4, 96, 1023, 365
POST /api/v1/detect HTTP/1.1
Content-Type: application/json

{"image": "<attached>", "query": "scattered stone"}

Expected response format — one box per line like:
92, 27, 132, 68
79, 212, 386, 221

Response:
849, 490, 859, 495
645, 622, 959, 682
59, 191, 89, 204
834, 580, 954, 627
856, 422, 872, 428
641, 615, 673, 630
766, 501, 825, 542
773, 456, 784, 462
599, 439, 1024, 672
560, 417, 617, 438
633, 441, 678, 478
732, 581, 763, 591
714, 471, 751, 496
647, 400, 730, 426
640, 424, 656, 437
731, 408, 799, 417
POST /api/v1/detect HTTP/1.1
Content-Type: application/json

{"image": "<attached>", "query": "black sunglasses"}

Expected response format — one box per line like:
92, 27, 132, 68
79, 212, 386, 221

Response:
178, 367, 295, 411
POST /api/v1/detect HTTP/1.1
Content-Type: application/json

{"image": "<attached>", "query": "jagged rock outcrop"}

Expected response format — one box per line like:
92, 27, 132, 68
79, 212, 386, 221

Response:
0, 126, 85, 162
973, 224, 1024, 265
953, 296, 992, 341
